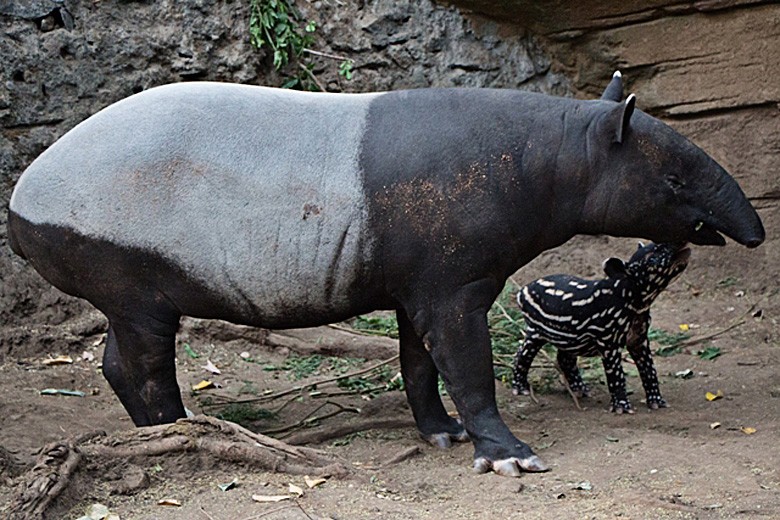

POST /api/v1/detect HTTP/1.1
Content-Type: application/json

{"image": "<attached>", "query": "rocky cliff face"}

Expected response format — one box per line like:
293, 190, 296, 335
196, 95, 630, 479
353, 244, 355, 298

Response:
0, 0, 565, 350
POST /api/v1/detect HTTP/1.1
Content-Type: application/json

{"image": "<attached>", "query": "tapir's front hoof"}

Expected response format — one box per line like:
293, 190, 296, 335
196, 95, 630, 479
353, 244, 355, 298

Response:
610, 399, 635, 414
421, 428, 469, 449
473, 455, 549, 476
646, 397, 669, 410
511, 381, 531, 396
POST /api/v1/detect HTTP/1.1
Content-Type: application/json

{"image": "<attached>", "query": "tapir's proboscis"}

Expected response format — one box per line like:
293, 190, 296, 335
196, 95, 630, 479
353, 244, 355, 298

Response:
7, 72, 764, 477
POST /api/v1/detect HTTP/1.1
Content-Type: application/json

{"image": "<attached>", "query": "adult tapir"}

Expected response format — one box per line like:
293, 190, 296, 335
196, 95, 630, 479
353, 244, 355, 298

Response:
7, 72, 764, 477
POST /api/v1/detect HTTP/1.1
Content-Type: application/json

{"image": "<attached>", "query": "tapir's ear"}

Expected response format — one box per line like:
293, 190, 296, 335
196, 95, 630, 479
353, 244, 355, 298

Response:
601, 94, 636, 144
603, 257, 628, 278
637, 241, 645, 249
600, 70, 624, 102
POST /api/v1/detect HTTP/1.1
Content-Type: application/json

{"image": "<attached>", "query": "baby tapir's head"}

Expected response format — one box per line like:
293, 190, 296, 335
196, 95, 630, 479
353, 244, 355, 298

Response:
603, 242, 690, 310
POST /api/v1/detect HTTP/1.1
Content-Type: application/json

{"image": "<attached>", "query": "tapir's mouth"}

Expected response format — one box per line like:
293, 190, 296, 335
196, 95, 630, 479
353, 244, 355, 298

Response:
689, 220, 727, 246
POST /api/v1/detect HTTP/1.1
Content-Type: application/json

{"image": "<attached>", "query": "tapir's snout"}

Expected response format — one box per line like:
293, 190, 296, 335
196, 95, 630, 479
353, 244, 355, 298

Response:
691, 160, 766, 249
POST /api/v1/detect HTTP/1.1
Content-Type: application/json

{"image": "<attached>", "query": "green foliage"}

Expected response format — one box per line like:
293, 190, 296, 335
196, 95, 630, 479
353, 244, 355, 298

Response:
698, 346, 722, 360
262, 354, 366, 381
215, 403, 276, 427
488, 284, 527, 383
248, 0, 354, 90
649, 327, 690, 357
249, 0, 314, 70
351, 314, 399, 339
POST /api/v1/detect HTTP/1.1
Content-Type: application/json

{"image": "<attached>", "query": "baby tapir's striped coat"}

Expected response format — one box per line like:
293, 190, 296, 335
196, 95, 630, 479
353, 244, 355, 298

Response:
512, 242, 690, 413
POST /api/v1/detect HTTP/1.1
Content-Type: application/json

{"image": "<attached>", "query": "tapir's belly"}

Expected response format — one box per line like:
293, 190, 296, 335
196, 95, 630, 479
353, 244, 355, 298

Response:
10, 83, 382, 322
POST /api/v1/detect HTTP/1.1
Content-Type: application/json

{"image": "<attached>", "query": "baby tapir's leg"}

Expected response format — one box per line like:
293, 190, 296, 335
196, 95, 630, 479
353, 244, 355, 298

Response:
556, 351, 590, 398
103, 313, 185, 426
598, 342, 634, 414
626, 314, 667, 409
512, 330, 546, 396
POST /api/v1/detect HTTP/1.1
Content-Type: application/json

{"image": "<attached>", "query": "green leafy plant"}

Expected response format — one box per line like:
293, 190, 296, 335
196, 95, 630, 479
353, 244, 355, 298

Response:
249, 0, 314, 70
351, 314, 399, 339
488, 284, 527, 383
248, 0, 354, 90
215, 403, 276, 427
649, 327, 690, 357
698, 346, 722, 360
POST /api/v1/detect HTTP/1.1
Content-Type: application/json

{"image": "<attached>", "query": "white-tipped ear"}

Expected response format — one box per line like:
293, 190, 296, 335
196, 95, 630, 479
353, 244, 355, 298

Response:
600, 94, 636, 144
603, 257, 628, 278
637, 241, 645, 249
600, 71, 624, 102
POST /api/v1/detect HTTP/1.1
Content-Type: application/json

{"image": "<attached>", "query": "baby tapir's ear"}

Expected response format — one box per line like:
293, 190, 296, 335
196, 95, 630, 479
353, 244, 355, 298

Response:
600, 94, 636, 144
603, 257, 628, 279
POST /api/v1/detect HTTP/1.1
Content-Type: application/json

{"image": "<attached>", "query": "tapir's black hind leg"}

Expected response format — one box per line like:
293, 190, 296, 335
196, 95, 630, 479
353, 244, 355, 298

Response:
397, 308, 468, 448
103, 325, 152, 425
103, 314, 185, 426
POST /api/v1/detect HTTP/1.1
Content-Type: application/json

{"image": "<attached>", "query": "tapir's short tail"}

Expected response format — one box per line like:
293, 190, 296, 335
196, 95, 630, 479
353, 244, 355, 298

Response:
7, 210, 27, 259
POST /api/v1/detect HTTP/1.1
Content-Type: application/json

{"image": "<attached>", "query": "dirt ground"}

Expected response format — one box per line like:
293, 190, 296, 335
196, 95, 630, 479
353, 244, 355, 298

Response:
1, 235, 778, 519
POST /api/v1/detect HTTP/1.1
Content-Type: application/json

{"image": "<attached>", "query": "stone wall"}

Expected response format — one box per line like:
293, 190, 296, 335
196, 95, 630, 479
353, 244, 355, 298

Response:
0, 0, 565, 347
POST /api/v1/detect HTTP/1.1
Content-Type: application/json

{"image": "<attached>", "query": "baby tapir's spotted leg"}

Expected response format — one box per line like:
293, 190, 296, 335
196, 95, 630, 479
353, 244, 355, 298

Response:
598, 342, 634, 414
511, 329, 546, 396
397, 308, 469, 448
556, 351, 590, 398
627, 313, 668, 409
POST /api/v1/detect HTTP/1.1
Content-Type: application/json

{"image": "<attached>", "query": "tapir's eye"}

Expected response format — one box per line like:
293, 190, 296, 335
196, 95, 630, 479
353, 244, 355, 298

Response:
666, 175, 685, 192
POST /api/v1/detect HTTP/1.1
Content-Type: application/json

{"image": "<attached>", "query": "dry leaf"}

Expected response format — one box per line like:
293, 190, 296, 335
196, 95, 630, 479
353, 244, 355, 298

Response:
42, 355, 73, 365
202, 359, 221, 375
304, 475, 327, 488
740, 427, 757, 435
710, 422, 721, 429
82, 351, 95, 362
192, 380, 214, 391
157, 498, 181, 507
289, 483, 304, 497
252, 494, 291, 503
678, 323, 690, 332
705, 390, 724, 401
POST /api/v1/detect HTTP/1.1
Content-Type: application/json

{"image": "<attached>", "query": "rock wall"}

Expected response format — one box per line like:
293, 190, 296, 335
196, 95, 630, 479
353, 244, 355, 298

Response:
0, 0, 565, 354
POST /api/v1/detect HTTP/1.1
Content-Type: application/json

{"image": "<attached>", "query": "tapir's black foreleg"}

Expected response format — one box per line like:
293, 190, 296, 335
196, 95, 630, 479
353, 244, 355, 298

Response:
412, 292, 547, 476
626, 314, 667, 409
556, 351, 590, 398
397, 308, 468, 448
105, 314, 185, 426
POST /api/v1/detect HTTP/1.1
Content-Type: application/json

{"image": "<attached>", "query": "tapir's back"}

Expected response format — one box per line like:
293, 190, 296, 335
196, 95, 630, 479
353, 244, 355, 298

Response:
9, 83, 382, 324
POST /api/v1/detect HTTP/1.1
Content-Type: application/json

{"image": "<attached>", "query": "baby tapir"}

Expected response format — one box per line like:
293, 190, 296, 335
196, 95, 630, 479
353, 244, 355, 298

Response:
512, 242, 690, 413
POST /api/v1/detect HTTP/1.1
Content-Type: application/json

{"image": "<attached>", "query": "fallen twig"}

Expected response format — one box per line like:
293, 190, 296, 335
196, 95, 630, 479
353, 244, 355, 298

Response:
262, 401, 360, 436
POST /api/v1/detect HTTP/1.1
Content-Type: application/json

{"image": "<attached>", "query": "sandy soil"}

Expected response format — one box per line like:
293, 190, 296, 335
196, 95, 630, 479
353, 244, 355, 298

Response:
1, 236, 778, 519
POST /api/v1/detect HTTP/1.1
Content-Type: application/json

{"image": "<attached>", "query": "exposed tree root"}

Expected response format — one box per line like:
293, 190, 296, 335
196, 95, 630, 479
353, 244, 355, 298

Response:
3, 415, 347, 520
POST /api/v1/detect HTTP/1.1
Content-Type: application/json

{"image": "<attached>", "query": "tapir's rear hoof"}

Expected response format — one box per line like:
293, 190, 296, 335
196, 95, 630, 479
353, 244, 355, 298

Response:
473, 455, 549, 476
511, 385, 530, 396
422, 429, 470, 449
